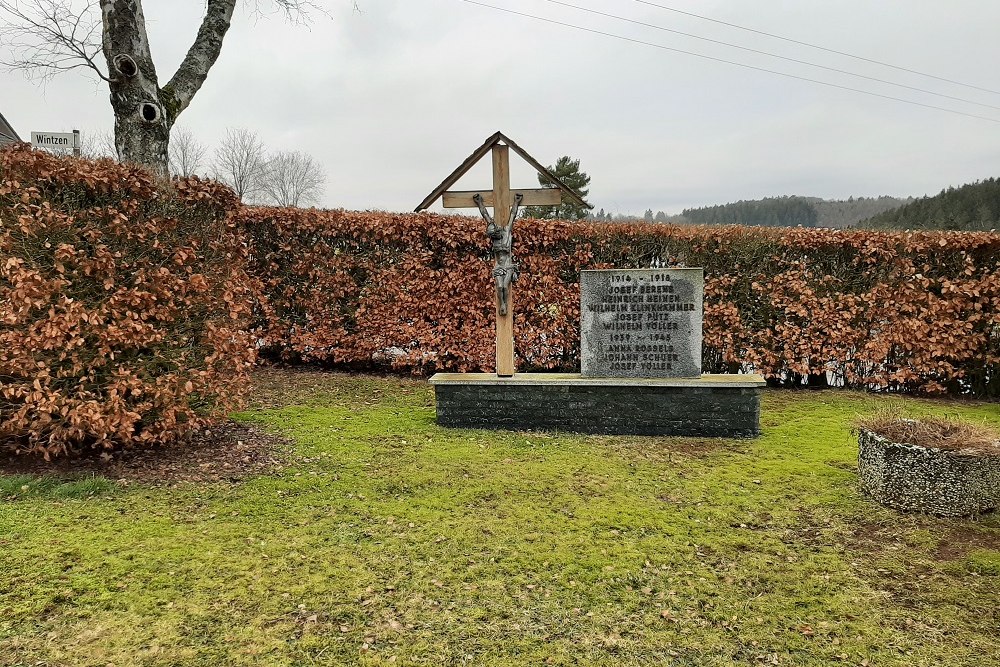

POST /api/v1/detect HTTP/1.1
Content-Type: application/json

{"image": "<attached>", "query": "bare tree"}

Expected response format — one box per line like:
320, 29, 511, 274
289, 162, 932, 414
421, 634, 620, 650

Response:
0, 1, 106, 82
168, 126, 207, 177
259, 150, 326, 207
0, 0, 322, 174
79, 128, 117, 159
212, 127, 266, 202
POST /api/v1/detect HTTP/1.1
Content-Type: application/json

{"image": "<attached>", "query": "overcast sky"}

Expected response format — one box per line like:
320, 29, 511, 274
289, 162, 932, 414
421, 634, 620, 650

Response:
4, 0, 1000, 215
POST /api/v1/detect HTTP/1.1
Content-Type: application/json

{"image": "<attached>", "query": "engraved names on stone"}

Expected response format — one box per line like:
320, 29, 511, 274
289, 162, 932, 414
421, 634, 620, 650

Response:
580, 268, 703, 378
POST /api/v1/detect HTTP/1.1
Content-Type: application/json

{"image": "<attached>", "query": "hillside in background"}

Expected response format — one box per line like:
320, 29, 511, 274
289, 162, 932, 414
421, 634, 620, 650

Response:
682, 196, 818, 227
864, 178, 1000, 230
813, 196, 912, 228
679, 195, 911, 228
590, 195, 910, 228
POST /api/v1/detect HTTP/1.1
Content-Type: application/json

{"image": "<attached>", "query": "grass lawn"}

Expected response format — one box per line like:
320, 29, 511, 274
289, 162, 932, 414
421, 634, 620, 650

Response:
1, 370, 998, 666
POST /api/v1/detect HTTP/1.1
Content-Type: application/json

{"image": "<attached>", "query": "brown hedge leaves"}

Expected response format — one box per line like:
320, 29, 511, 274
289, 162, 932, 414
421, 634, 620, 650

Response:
1, 146, 255, 458
4, 147, 999, 461
242, 208, 1000, 396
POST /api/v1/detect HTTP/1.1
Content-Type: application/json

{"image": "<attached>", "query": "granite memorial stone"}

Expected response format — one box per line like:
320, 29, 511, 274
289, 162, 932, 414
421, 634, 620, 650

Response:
428, 265, 765, 438
581, 268, 703, 378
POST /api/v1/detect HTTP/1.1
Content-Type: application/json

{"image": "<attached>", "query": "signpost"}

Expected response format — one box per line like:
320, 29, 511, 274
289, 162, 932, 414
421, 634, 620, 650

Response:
31, 130, 81, 157
415, 131, 590, 377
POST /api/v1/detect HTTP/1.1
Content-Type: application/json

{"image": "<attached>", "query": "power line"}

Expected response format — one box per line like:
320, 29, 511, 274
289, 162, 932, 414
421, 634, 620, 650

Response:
631, 0, 1000, 97
538, 0, 1000, 112
456, 0, 1000, 124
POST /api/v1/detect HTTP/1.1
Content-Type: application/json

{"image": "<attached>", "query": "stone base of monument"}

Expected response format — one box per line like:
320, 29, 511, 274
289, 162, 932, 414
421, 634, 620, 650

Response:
858, 428, 1000, 517
429, 373, 766, 437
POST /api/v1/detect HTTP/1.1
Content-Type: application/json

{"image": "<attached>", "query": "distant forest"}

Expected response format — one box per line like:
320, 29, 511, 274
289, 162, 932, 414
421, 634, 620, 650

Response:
683, 196, 818, 227
587, 195, 911, 229
864, 178, 1000, 231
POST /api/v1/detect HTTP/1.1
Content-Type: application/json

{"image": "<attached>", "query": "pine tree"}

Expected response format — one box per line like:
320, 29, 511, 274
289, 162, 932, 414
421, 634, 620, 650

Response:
523, 155, 592, 220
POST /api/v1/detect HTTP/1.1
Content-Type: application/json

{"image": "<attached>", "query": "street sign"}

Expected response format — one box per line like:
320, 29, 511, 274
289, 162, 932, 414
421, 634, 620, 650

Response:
31, 131, 80, 152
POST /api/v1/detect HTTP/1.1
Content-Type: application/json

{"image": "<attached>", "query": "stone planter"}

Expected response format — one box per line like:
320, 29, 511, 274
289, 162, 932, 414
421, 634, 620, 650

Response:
857, 428, 1000, 516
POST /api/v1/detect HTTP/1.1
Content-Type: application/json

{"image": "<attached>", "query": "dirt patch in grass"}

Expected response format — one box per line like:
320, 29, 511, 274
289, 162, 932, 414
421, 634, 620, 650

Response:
248, 366, 429, 410
849, 521, 897, 553
845, 517, 999, 562
0, 420, 289, 486
595, 434, 745, 462
934, 525, 1000, 561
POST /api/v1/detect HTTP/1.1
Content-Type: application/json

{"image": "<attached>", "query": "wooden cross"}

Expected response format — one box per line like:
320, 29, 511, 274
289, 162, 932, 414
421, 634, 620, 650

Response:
415, 132, 591, 377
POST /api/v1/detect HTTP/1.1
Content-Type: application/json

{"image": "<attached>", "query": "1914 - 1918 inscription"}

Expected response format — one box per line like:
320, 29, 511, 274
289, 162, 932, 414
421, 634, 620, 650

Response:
580, 268, 703, 378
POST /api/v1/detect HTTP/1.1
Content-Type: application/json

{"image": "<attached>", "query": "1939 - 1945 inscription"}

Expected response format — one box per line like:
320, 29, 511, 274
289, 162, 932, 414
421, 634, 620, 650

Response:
580, 268, 703, 378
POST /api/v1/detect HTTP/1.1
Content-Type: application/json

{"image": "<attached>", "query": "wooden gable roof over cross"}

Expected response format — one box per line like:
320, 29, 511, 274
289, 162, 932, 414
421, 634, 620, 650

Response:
414, 131, 591, 213
414, 132, 591, 378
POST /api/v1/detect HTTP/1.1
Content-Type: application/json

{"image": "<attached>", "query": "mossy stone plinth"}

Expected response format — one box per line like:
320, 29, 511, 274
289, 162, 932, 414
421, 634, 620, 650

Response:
429, 373, 765, 437
858, 428, 1000, 517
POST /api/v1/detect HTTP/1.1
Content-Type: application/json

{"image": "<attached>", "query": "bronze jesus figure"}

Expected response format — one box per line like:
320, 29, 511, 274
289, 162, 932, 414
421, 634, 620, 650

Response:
474, 192, 523, 316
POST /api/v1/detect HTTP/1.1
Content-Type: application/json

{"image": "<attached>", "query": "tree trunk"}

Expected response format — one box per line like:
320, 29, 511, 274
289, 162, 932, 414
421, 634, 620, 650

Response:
113, 99, 171, 175
100, 0, 170, 174
100, 0, 235, 175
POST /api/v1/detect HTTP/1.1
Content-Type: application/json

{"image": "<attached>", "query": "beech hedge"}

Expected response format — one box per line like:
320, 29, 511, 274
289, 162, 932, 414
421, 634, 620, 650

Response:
242, 207, 1000, 396
0, 146, 255, 458
4, 147, 999, 461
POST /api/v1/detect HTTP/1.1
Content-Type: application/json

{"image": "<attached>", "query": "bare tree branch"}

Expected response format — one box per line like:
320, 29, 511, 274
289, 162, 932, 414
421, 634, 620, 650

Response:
159, 0, 327, 126
160, 0, 236, 122
79, 127, 116, 158
259, 149, 326, 207
212, 127, 266, 202
249, 0, 329, 24
0, 0, 109, 82
168, 125, 207, 177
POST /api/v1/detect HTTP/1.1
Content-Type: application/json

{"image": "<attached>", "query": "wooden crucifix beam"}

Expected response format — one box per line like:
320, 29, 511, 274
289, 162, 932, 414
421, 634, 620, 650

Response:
442, 188, 561, 208
491, 145, 515, 377
414, 132, 592, 378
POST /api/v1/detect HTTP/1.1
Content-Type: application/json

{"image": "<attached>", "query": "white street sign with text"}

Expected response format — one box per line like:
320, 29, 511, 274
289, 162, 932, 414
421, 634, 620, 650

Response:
31, 131, 78, 149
